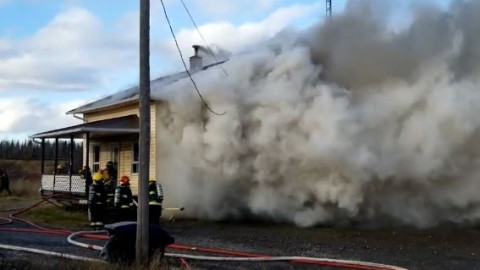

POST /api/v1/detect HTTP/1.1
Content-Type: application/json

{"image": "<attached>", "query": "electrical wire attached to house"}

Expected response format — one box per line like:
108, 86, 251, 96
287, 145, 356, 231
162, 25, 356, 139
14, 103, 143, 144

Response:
159, 0, 226, 116
179, 0, 228, 76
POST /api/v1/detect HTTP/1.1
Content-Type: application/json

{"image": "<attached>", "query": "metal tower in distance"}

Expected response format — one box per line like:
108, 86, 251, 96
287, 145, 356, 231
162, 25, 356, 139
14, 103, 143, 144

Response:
326, 0, 332, 18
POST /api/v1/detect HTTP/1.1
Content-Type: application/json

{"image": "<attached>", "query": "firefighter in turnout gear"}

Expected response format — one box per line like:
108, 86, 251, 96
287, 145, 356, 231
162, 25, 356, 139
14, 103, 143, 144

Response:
79, 166, 93, 198
102, 161, 117, 207
114, 175, 136, 222
0, 169, 11, 196
88, 172, 107, 230
148, 179, 164, 225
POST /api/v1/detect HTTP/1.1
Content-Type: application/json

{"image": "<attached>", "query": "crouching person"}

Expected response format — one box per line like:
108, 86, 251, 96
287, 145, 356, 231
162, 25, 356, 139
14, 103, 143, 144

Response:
114, 175, 136, 222
89, 173, 107, 230
100, 222, 175, 266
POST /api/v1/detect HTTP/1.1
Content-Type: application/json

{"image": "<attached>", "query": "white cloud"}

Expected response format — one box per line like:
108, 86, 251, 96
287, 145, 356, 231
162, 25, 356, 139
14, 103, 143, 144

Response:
189, 0, 279, 15
192, 0, 281, 16
0, 7, 137, 92
0, 97, 83, 136
0, 3, 319, 93
0, 2, 320, 139
163, 3, 320, 64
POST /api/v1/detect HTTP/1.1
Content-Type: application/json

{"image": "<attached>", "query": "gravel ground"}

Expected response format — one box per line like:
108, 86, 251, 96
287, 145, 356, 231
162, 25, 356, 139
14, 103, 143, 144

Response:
1, 207, 480, 270
161, 220, 480, 270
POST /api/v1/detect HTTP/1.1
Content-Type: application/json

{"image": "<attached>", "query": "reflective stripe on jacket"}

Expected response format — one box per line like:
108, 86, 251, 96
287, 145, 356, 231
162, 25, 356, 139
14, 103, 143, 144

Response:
148, 182, 164, 205
114, 185, 134, 208
88, 181, 107, 205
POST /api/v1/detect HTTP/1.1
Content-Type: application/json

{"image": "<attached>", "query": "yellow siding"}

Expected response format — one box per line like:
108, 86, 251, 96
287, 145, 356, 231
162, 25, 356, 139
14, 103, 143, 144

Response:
150, 104, 157, 182
82, 102, 159, 195
88, 142, 120, 176
117, 139, 156, 195
121, 141, 136, 193
85, 103, 139, 122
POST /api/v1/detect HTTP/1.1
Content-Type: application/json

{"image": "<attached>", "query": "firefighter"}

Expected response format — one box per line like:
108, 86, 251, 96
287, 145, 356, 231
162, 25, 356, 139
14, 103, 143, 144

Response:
79, 166, 93, 197
56, 163, 67, 174
148, 179, 164, 225
106, 161, 118, 184
88, 172, 107, 230
0, 169, 11, 196
114, 175, 136, 222
102, 161, 117, 207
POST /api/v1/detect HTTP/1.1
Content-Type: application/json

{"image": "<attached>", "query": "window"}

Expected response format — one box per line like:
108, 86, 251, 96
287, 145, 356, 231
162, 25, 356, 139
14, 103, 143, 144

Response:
132, 142, 139, 174
93, 145, 100, 173
111, 144, 119, 166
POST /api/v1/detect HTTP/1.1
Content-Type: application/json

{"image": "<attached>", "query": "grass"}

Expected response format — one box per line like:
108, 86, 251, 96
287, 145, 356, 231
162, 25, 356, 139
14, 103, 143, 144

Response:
0, 165, 88, 229
7, 178, 41, 197
0, 160, 172, 269
0, 193, 172, 270
19, 203, 90, 230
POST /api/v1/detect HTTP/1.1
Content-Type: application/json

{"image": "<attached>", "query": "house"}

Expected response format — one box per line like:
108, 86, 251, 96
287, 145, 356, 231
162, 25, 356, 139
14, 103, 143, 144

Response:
31, 45, 225, 199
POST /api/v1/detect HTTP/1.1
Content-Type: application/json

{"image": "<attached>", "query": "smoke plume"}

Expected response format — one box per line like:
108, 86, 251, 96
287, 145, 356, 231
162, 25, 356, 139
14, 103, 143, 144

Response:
152, 0, 480, 228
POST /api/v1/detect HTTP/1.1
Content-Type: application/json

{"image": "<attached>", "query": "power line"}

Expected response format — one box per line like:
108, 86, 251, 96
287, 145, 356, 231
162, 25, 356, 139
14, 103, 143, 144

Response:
179, 0, 228, 76
159, 0, 226, 116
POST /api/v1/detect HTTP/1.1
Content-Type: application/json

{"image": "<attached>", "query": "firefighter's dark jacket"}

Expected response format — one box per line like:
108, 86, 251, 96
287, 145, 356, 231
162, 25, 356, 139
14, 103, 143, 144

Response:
89, 181, 107, 205
114, 185, 134, 208
148, 182, 163, 206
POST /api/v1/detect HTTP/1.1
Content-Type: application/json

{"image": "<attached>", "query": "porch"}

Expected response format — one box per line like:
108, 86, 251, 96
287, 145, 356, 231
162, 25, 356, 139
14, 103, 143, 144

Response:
31, 115, 139, 202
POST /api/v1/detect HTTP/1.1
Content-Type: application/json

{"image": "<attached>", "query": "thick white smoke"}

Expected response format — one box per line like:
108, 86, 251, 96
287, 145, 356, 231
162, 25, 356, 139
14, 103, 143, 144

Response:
152, 0, 480, 228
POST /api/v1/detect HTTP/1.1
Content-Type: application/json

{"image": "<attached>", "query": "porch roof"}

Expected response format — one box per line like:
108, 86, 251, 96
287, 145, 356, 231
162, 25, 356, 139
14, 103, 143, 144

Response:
30, 115, 139, 139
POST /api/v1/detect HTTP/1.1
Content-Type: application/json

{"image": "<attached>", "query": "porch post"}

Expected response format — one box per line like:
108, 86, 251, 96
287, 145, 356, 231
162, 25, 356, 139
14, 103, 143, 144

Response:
85, 132, 90, 167
40, 138, 45, 196
53, 137, 58, 193
41, 138, 45, 175
69, 135, 74, 193
85, 132, 90, 197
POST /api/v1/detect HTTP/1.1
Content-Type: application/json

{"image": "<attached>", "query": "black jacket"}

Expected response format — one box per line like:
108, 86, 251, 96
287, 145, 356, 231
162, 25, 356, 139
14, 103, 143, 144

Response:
148, 182, 163, 206
0, 170, 9, 186
114, 185, 134, 208
89, 181, 107, 205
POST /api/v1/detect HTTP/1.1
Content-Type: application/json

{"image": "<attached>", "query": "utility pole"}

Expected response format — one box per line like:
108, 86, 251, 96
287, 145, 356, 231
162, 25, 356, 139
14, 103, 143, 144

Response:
326, 0, 332, 18
136, 0, 150, 266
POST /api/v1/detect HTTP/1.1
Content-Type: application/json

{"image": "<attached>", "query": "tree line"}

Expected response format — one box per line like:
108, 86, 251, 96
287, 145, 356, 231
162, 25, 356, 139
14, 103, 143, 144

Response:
0, 139, 83, 160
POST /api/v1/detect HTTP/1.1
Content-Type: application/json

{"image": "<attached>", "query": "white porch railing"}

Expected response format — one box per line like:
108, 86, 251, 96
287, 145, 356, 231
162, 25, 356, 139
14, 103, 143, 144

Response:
41, 174, 86, 194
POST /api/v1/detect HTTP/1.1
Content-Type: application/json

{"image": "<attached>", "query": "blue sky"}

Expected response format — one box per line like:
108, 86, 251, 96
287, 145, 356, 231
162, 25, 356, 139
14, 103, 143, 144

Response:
0, 0, 452, 140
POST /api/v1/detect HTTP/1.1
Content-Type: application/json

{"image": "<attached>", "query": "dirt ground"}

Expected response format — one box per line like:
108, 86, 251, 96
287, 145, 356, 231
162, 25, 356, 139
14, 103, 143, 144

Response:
1, 199, 480, 270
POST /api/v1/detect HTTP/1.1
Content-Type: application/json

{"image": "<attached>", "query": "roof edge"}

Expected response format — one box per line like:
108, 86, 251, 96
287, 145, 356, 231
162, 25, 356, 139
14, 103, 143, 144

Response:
67, 98, 139, 115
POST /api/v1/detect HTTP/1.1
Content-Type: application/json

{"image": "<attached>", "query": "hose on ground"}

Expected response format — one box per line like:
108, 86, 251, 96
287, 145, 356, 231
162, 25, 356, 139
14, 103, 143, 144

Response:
8, 197, 71, 234
165, 253, 408, 270
0, 218, 12, 225
67, 230, 105, 251
66, 230, 408, 270
1, 197, 409, 270
179, 257, 192, 269
0, 243, 106, 264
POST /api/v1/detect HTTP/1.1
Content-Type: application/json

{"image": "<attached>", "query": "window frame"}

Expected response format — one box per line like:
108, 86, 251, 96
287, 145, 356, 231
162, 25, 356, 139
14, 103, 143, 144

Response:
131, 142, 139, 174
92, 145, 100, 173
111, 143, 120, 168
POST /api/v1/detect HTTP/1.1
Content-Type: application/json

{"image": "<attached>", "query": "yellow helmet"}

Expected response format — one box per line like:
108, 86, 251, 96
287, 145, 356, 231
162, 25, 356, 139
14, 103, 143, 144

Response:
93, 173, 103, 181
149, 179, 156, 183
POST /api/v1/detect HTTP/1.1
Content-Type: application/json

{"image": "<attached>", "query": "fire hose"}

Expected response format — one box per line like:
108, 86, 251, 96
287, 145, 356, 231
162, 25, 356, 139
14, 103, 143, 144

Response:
0, 243, 105, 263
0, 197, 409, 270
65, 230, 407, 270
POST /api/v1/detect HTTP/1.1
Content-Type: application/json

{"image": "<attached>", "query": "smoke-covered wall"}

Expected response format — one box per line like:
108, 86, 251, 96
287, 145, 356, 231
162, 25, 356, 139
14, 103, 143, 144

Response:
151, 0, 480, 228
